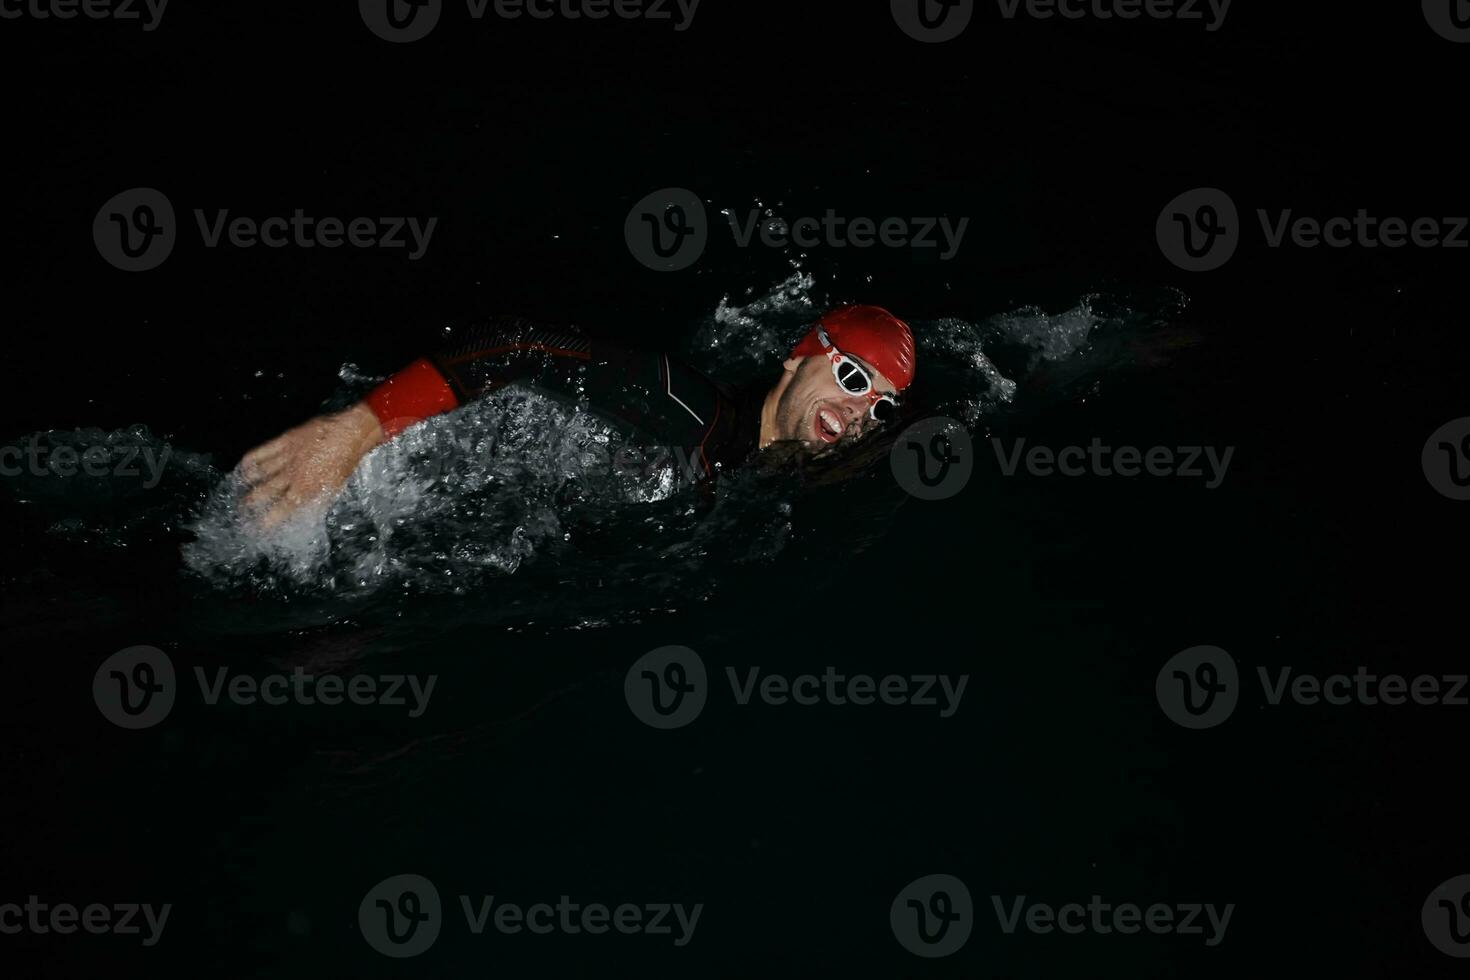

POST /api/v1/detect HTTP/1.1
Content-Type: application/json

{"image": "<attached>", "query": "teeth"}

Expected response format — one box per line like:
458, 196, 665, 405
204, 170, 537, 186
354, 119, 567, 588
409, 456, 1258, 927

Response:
820, 409, 841, 436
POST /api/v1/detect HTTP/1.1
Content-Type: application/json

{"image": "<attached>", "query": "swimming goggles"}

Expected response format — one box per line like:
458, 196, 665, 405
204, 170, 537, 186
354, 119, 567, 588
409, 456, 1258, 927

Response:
817, 325, 900, 422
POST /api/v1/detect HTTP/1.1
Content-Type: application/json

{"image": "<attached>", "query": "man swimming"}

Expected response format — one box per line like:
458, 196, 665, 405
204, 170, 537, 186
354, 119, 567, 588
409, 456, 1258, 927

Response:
238, 304, 916, 527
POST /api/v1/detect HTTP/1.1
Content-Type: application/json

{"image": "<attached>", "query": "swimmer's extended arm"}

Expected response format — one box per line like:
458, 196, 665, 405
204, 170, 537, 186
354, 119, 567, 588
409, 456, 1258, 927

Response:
237, 356, 467, 527
236, 314, 743, 527
237, 318, 581, 528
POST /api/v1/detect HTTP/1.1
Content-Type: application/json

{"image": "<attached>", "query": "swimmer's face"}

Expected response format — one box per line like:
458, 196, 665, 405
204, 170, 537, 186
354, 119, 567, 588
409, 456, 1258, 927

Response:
770, 353, 899, 448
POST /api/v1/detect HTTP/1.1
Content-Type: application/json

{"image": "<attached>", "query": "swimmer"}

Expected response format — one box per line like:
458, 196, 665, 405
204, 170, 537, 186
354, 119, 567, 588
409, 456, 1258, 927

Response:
237, 305, 916, 527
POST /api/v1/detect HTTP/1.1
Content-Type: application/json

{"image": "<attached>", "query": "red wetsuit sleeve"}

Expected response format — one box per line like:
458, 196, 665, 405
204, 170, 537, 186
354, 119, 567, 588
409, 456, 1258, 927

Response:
364, 357, 460, 438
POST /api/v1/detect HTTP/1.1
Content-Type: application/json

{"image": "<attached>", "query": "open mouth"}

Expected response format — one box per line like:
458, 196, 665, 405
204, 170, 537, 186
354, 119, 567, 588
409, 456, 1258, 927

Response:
812, 403, 846, 445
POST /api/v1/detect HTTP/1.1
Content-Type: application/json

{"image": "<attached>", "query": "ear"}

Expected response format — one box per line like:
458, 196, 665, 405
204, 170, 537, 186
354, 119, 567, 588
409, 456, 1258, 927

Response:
782, 355, 804, 374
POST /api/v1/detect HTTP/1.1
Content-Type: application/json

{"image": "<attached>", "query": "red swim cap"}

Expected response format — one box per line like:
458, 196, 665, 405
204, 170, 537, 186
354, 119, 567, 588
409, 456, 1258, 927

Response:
789, 305, 916, 391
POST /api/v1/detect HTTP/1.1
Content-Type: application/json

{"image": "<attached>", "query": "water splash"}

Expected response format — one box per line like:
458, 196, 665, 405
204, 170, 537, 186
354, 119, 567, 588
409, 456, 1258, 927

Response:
918, 288, 1192, 424
687, 270, 821, 382
6, 279, 1188, 617
4, 424, 214, 548
181, 389, 697, 597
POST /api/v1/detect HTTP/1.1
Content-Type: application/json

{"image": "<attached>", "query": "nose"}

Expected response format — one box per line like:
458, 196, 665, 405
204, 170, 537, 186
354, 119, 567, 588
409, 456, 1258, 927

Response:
837, 395, 867, 423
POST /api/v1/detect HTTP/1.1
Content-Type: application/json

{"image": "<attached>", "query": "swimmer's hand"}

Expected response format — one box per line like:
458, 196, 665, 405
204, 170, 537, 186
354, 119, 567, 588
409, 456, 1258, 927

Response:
237, 402, 387, 529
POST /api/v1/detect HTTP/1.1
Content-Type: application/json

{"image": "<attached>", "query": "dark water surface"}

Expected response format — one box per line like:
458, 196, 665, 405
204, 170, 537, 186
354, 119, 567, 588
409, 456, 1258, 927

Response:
2, 4, 1466, 977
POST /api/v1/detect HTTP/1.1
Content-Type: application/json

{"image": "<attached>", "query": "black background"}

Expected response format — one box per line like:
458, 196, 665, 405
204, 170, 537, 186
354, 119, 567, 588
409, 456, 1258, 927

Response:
1, 1, 1467, 977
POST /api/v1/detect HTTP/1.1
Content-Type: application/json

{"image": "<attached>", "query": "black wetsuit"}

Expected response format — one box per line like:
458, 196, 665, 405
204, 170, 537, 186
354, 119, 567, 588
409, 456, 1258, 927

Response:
415, 315, 768, 483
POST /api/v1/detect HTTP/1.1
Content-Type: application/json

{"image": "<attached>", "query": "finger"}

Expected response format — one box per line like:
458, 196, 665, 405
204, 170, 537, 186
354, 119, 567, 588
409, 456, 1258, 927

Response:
241, 435, 286, 463
239, 454, 288, 486
242, 476, 289, 514
260, 497, 297, 531
240, 439, 288, 474
261, 486, 327, 531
